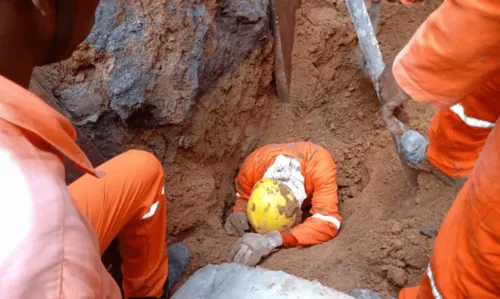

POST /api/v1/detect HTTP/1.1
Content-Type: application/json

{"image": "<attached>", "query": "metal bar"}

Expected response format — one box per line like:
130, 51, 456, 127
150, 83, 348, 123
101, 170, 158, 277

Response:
346, 0, 418, 191
271, 0, 302, 102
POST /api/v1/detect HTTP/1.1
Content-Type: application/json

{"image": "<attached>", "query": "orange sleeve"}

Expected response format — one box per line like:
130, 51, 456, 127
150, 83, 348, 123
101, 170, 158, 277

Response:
233, 152, 258, 213
393, 0, 500, 109
290, 147, 342, 247
280, 231, 299, 248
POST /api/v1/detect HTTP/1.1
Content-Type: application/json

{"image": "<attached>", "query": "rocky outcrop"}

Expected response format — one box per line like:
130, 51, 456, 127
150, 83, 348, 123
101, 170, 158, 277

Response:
33, 0, 275, 235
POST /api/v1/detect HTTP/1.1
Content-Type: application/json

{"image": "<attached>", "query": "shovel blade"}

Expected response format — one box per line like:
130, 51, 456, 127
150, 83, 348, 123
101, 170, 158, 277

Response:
271, 0, 302, 102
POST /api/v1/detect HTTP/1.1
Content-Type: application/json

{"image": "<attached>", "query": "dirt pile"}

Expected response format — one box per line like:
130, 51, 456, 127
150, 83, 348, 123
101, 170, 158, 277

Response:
180, 0, 456, 297
33, 0, 276, 237
33, 0, 460, 297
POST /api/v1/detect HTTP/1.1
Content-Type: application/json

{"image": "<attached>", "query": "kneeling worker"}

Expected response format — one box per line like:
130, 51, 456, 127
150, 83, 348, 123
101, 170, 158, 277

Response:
226, 142, 342, 266
0, 1, 189, 298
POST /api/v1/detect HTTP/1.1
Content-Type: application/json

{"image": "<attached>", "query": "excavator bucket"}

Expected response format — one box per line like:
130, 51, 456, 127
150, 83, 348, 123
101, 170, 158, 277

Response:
270, 0, 302, 102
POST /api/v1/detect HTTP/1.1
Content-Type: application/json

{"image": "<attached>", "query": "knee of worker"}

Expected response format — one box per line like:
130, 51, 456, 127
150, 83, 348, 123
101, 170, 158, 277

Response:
123, 150, 165, 187
427, 110, 488, 178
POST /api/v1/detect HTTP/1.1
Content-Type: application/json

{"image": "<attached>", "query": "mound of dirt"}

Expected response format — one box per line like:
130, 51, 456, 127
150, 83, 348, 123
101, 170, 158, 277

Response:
34, 0, 277, 238
180, 0, 459, 297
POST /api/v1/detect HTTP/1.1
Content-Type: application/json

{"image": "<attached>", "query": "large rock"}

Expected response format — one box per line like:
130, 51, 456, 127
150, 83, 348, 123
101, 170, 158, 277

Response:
172, 263, 355, 299
38, 0, 270, 127
33, 0, 275, 235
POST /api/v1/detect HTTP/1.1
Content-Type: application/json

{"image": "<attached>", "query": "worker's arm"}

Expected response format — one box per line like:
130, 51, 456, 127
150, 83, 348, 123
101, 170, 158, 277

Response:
281, 148, 342, 248
393, 0, 500, 109
233, 156, 257, 213
225, 153, 258, 236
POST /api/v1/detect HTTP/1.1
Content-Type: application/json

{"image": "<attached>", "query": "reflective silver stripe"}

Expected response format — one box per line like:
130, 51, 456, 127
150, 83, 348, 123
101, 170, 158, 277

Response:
141, 201, 160, 220
426, 264, 444, 299
450, 104, 495, 129
311, 214, 341, 229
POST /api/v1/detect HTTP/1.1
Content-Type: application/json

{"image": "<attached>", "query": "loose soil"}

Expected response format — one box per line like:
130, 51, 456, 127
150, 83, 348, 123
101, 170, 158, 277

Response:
173, 1, 459, 298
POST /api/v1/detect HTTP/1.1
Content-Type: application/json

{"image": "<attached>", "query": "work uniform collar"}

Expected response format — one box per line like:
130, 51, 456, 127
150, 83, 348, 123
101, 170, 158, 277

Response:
263, 154, 308, 206
0, 75, 99, 177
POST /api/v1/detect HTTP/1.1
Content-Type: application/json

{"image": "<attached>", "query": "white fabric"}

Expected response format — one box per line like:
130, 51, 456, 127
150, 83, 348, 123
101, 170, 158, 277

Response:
141, 201, 160, 220
311, 214, 341, 229
263, 155, 308, 206
172, 263, 355, 299
426, 264, 443, 299
0, 150, 33, 265
450, 104, 495, 129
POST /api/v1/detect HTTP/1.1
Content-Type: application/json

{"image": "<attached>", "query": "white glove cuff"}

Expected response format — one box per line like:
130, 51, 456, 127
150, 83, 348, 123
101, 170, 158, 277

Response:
265, 231, 284, 248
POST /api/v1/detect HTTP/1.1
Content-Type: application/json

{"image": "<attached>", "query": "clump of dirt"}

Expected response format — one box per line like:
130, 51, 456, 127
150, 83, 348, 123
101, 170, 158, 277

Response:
278, 182, 302, 222
179, 0, 459, 297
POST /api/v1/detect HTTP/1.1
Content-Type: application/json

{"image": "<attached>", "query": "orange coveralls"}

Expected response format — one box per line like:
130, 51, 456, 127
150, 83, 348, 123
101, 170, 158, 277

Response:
233, 142, 342, 248
392, 0, 500, 298
398, 0, 500, 179
0, 75, 167, 299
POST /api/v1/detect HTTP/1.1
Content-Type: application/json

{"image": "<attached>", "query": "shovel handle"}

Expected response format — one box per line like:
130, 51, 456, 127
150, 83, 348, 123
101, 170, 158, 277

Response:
346, 0, 385, 87
346, 0, 418, 190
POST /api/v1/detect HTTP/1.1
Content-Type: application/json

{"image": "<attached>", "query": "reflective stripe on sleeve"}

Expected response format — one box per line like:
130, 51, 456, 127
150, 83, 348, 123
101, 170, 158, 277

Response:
450, 104, 495, 129
141, 201, 160, 220
311, 214, 341, 229
426, 264, 443, 299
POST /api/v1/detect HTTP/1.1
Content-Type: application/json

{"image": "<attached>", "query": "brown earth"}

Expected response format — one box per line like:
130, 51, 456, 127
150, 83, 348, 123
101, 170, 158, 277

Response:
176, 0, 460, 297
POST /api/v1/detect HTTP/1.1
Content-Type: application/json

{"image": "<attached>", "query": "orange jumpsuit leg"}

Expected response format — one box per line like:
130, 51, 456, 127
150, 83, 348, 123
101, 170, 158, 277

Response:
427, 75, 500, 179
68, 150, 168, 299
400, 118, 500, 298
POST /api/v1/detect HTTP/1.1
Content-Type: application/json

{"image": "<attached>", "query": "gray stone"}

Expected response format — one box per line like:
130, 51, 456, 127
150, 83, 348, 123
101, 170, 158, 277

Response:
348, 289, 382, 299
419, 224, 438, 238
52, 0, 270, 126
59, 83, 105, 125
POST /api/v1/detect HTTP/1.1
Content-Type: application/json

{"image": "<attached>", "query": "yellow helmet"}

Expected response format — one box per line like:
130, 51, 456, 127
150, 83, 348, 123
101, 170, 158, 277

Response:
247, 178, 301, 234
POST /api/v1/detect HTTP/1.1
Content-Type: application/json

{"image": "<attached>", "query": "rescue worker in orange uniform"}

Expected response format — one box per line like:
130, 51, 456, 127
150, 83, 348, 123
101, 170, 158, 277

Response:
378, 0, 500, 297
225, 142, 342, 266
0, 1, 189, 298
385, 0, 478, 187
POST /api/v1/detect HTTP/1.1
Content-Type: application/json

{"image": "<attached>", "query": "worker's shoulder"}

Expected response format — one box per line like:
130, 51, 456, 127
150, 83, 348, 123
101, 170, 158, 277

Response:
0, 122, 67, 294
0, 118, 69, 207
0, 120, 106, 296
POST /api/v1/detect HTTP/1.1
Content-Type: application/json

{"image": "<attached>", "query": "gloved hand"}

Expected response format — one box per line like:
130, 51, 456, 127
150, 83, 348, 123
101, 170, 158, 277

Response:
401, 130, 428, 166
378, 61, 411, 134
228, 231, 283, 267
224, 211, 249, 236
